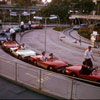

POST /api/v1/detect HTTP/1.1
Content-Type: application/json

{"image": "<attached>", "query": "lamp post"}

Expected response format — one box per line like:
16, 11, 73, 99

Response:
34, 16, 57, 52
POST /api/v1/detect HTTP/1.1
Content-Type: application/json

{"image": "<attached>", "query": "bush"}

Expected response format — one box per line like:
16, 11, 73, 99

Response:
78, 25, 100, 40
53, 26, 71, 31
78, 27, 92, 39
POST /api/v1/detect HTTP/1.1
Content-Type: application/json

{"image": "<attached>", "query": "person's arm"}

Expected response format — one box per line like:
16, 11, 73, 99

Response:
91, 54, 95, 61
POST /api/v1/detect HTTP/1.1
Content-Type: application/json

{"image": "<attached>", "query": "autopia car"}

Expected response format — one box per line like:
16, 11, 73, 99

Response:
30, 55, 69, 72
10, 47, 37, 61
31, 23, 43, 29
13, 26, 21, 33
65, 64, 100, 82
1, 41, 19, 52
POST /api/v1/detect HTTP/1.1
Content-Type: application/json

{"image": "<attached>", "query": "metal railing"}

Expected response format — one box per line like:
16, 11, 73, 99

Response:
0, 56, 100, 99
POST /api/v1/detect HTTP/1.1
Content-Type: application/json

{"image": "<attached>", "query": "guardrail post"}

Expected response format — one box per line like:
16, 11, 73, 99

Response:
39, 69, 42, 91
70, 78, 74, 100
15, 62, 18, 81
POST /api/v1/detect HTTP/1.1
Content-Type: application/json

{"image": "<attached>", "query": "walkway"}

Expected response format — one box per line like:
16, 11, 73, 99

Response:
59, 29, 100, 54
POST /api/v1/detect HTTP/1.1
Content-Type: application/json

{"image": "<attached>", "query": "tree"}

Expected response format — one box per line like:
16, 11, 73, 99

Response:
39, 0, 70, 23
72, 0, 95, 13
12, 0, 32, 8
39, 0, 95, 23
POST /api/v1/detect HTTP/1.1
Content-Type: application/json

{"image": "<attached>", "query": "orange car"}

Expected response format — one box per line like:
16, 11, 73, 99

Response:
1, 41, 19, 52
30, 55, 68, 72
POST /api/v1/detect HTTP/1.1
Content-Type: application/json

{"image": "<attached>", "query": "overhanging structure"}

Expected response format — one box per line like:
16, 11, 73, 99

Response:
71, 15, 100, 20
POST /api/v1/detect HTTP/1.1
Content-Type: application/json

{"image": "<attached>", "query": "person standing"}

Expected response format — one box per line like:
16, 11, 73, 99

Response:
10, 27, 16, 41
28, 20, 31, 29
84, 46, 94, 68
20, 21, 24, 32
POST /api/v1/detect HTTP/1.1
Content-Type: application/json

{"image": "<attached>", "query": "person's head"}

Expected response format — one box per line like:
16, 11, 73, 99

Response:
22, 43, 25, 47
42, 51, 46, 56
88, 46, 91, 51
49, 53, 53, 58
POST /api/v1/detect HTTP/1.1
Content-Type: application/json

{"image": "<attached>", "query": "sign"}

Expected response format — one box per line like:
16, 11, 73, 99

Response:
33, 16, 43, 20
49, 16, 57, 19
22, 11, 30, 16
10, 12, 17, 16
93, 31, 98, 35
69, 16, 76, 19
91, 36, 95, 41
31, 11, 36, 14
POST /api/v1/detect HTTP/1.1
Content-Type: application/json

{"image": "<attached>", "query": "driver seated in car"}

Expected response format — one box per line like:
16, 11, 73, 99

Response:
14, 43, 26, 52
20, 43, 26, 50
80, 61, 98, 75
48, 53, 54, 59
40, 51, 48, 61
5, 37, 11, 42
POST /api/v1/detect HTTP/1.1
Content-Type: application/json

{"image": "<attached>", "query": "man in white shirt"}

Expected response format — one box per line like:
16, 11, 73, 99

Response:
28, 20, 31, 29
20, 21, 24, 32
10, 27, 16, 41
84, 46, 94, 68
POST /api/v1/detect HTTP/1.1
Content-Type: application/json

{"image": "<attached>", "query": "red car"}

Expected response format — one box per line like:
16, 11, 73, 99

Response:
65, 64, 100, 82
30, 55, 68, 72
31, 23, 43, 29
1, 41, 19, 52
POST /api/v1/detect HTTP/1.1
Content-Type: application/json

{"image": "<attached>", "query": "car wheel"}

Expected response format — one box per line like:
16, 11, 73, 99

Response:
18, 55, 22, 60
33, 60, 37, 66
71, 73, 77, 77
97, 80, 100, 83
47, 66, 54, 71
61, 69, 66, 74
27, 57, 30, 62
8, 48, 10, 52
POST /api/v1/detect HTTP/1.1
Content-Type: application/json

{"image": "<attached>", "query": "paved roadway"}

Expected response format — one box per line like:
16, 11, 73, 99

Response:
16, 27, 100, 67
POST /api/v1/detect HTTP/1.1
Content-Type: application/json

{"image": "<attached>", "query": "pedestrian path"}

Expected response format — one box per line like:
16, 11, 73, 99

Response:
59, 29, 100, 54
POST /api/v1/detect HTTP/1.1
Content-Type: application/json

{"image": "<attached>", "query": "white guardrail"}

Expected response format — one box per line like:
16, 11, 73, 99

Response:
0, 56, 100, 99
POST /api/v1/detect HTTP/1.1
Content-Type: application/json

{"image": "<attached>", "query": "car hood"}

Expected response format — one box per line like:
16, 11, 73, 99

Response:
66, 64, 82, 71
47, 58, 68, 68
16, 49, 36, 57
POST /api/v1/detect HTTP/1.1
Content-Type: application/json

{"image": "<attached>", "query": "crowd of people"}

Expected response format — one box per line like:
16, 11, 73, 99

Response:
0, 20, 32, 43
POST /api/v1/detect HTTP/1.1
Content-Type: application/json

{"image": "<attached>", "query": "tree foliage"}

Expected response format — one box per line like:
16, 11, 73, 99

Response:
39, 0, 70, 23
12, 0, 32, 8
39, 0, 95, 23
74, 0, 95, 13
